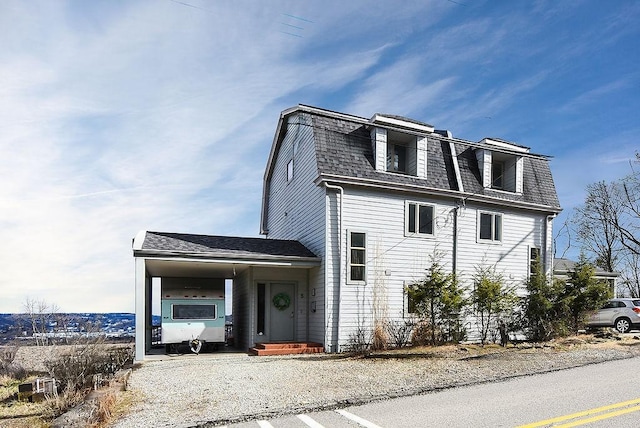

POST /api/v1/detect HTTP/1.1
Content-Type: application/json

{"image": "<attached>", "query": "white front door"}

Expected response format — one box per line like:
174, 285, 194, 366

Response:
270, 283, 295, 341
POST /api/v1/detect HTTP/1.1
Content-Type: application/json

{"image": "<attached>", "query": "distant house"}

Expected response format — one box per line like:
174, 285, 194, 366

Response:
553, 258, 619, 295
133, 105, 562, 360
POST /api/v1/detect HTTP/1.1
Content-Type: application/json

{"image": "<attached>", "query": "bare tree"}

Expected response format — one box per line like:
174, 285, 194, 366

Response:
615, 154, 640, 256
574, 180, 623, 272
573, 152, 640, 297
23, 298, 57, 346
619, 252, 640, 297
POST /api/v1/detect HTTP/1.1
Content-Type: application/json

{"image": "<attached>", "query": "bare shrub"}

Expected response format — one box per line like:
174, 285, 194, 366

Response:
411, 321, 437, 346
385, 320, 414, 349
346, 326, 371, 356
45, 344, 134, 393
1, 345, 18, 365
0, 345, 26, 380
43, 387, 86, 418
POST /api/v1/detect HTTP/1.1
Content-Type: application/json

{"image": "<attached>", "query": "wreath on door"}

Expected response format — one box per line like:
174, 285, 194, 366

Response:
272, 292, 291, 311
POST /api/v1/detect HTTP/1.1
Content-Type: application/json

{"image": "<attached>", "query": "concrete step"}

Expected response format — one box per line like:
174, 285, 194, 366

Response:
249, 342, 324, 356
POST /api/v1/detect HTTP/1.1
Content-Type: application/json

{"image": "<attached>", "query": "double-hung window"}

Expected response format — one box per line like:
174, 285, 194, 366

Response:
406, 202, 435, 236
529, 247, 540, 276
349, 232, 366, 282
478, 212, 502, 242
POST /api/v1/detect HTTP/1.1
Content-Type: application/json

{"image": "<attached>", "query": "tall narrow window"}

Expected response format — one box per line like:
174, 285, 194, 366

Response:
349, 232, 366, 282
479, 212, 502, 242
530, 247, 540, 276
287, 159, 294, 182
257, 283, 265, 334
407, 202, 435, 236
407, 292, 418, 314
492, 160, 504, 189
387, 144, 407, 172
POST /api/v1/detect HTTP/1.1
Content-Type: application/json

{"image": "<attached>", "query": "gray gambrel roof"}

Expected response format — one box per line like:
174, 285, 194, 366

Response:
135, 231, 318, 261
267, 105, 561, 212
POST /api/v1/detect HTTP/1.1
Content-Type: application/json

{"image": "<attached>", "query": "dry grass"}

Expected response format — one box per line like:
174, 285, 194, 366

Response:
0, 375, 50, 422
86, 388, 144, 428
0, 343, 135, 427
0, 415, 50, 428
364, 333, 640, 360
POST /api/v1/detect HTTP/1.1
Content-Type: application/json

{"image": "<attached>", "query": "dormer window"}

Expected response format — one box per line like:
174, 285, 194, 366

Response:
492, 159, 504, 189
388, 143, 407, 172
370, 114, 432, 178
476, 139, 527, 194
491, 152, 517, 192
386, 130, 416, 175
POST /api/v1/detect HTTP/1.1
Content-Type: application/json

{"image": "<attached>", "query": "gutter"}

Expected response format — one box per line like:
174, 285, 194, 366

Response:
133, 251, 321, 266
324, 182, 344, 353
315, 174, 562, 214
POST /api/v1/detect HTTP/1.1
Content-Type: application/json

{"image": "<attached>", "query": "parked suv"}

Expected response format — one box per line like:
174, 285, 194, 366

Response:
586, 298, 640, 333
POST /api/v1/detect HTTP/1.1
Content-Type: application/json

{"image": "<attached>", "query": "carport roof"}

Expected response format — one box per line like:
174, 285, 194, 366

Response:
133, 231, 319, 262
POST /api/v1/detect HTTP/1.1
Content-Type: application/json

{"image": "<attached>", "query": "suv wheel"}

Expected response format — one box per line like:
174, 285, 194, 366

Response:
614, 317, 631, 333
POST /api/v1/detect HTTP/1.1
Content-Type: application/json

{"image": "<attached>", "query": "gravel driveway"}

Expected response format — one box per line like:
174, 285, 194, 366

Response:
111, 341, 640, 428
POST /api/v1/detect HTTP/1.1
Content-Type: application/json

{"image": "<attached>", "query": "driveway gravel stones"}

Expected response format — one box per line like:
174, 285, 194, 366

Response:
111, 341, 640, 428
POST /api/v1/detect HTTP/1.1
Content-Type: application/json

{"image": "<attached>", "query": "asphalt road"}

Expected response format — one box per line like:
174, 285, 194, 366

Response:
224, 356, 640, 428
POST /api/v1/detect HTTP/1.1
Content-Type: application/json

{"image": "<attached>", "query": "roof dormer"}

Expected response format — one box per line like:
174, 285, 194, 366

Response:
369, 114, 431, 178
476, 138, 527, 194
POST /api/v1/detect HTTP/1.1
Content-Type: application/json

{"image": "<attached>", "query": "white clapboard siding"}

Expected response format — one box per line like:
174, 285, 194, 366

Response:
454, 202, 547, 341
325, 186, 550, 346
265, 112, 327, 343
454, 203, 545, 291
325, 188, 459, 347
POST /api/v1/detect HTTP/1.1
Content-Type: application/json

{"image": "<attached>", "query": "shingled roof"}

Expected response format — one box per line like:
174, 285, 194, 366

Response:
135, 231, 318, 260
283, 105, 561, 211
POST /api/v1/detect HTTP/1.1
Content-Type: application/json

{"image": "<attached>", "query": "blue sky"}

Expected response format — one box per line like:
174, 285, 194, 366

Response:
1, 0, 638, 313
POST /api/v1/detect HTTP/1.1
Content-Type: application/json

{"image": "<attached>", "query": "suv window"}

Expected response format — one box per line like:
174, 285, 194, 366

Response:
633, 300, 640, 307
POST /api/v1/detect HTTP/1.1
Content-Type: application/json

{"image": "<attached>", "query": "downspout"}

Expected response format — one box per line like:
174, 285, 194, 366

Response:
452, 203, 460, 275
450, 141, 464, 277
324, 182, 344, 353
545, 213, 557, 279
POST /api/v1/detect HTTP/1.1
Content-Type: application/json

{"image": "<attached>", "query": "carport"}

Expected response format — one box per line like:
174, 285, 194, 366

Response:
132, 231, 321, 362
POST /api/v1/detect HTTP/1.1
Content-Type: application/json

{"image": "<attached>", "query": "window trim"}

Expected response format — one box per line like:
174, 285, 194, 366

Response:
405, 201, 436, 238
477, 211, 503, 243
347, 231, 367, 284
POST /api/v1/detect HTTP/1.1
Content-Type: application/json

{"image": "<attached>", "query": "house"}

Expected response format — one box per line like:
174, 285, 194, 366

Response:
133, 105, 561, 360
553, 258, 619, 295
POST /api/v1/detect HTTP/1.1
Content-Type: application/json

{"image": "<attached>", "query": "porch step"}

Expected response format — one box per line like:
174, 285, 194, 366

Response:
249, 342, 324, 356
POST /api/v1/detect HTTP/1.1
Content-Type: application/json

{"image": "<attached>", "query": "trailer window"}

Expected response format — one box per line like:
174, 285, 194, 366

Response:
172, 304, 216, 320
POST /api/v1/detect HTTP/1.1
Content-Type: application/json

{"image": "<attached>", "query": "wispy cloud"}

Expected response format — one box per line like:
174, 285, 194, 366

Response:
0, 0, 638, 312
345, 56, 456, 117
555, 78, 632, 113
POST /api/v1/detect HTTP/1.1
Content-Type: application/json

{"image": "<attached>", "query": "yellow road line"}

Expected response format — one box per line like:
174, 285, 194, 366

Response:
556, 404, 640, 427
517, 397, 640, 427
